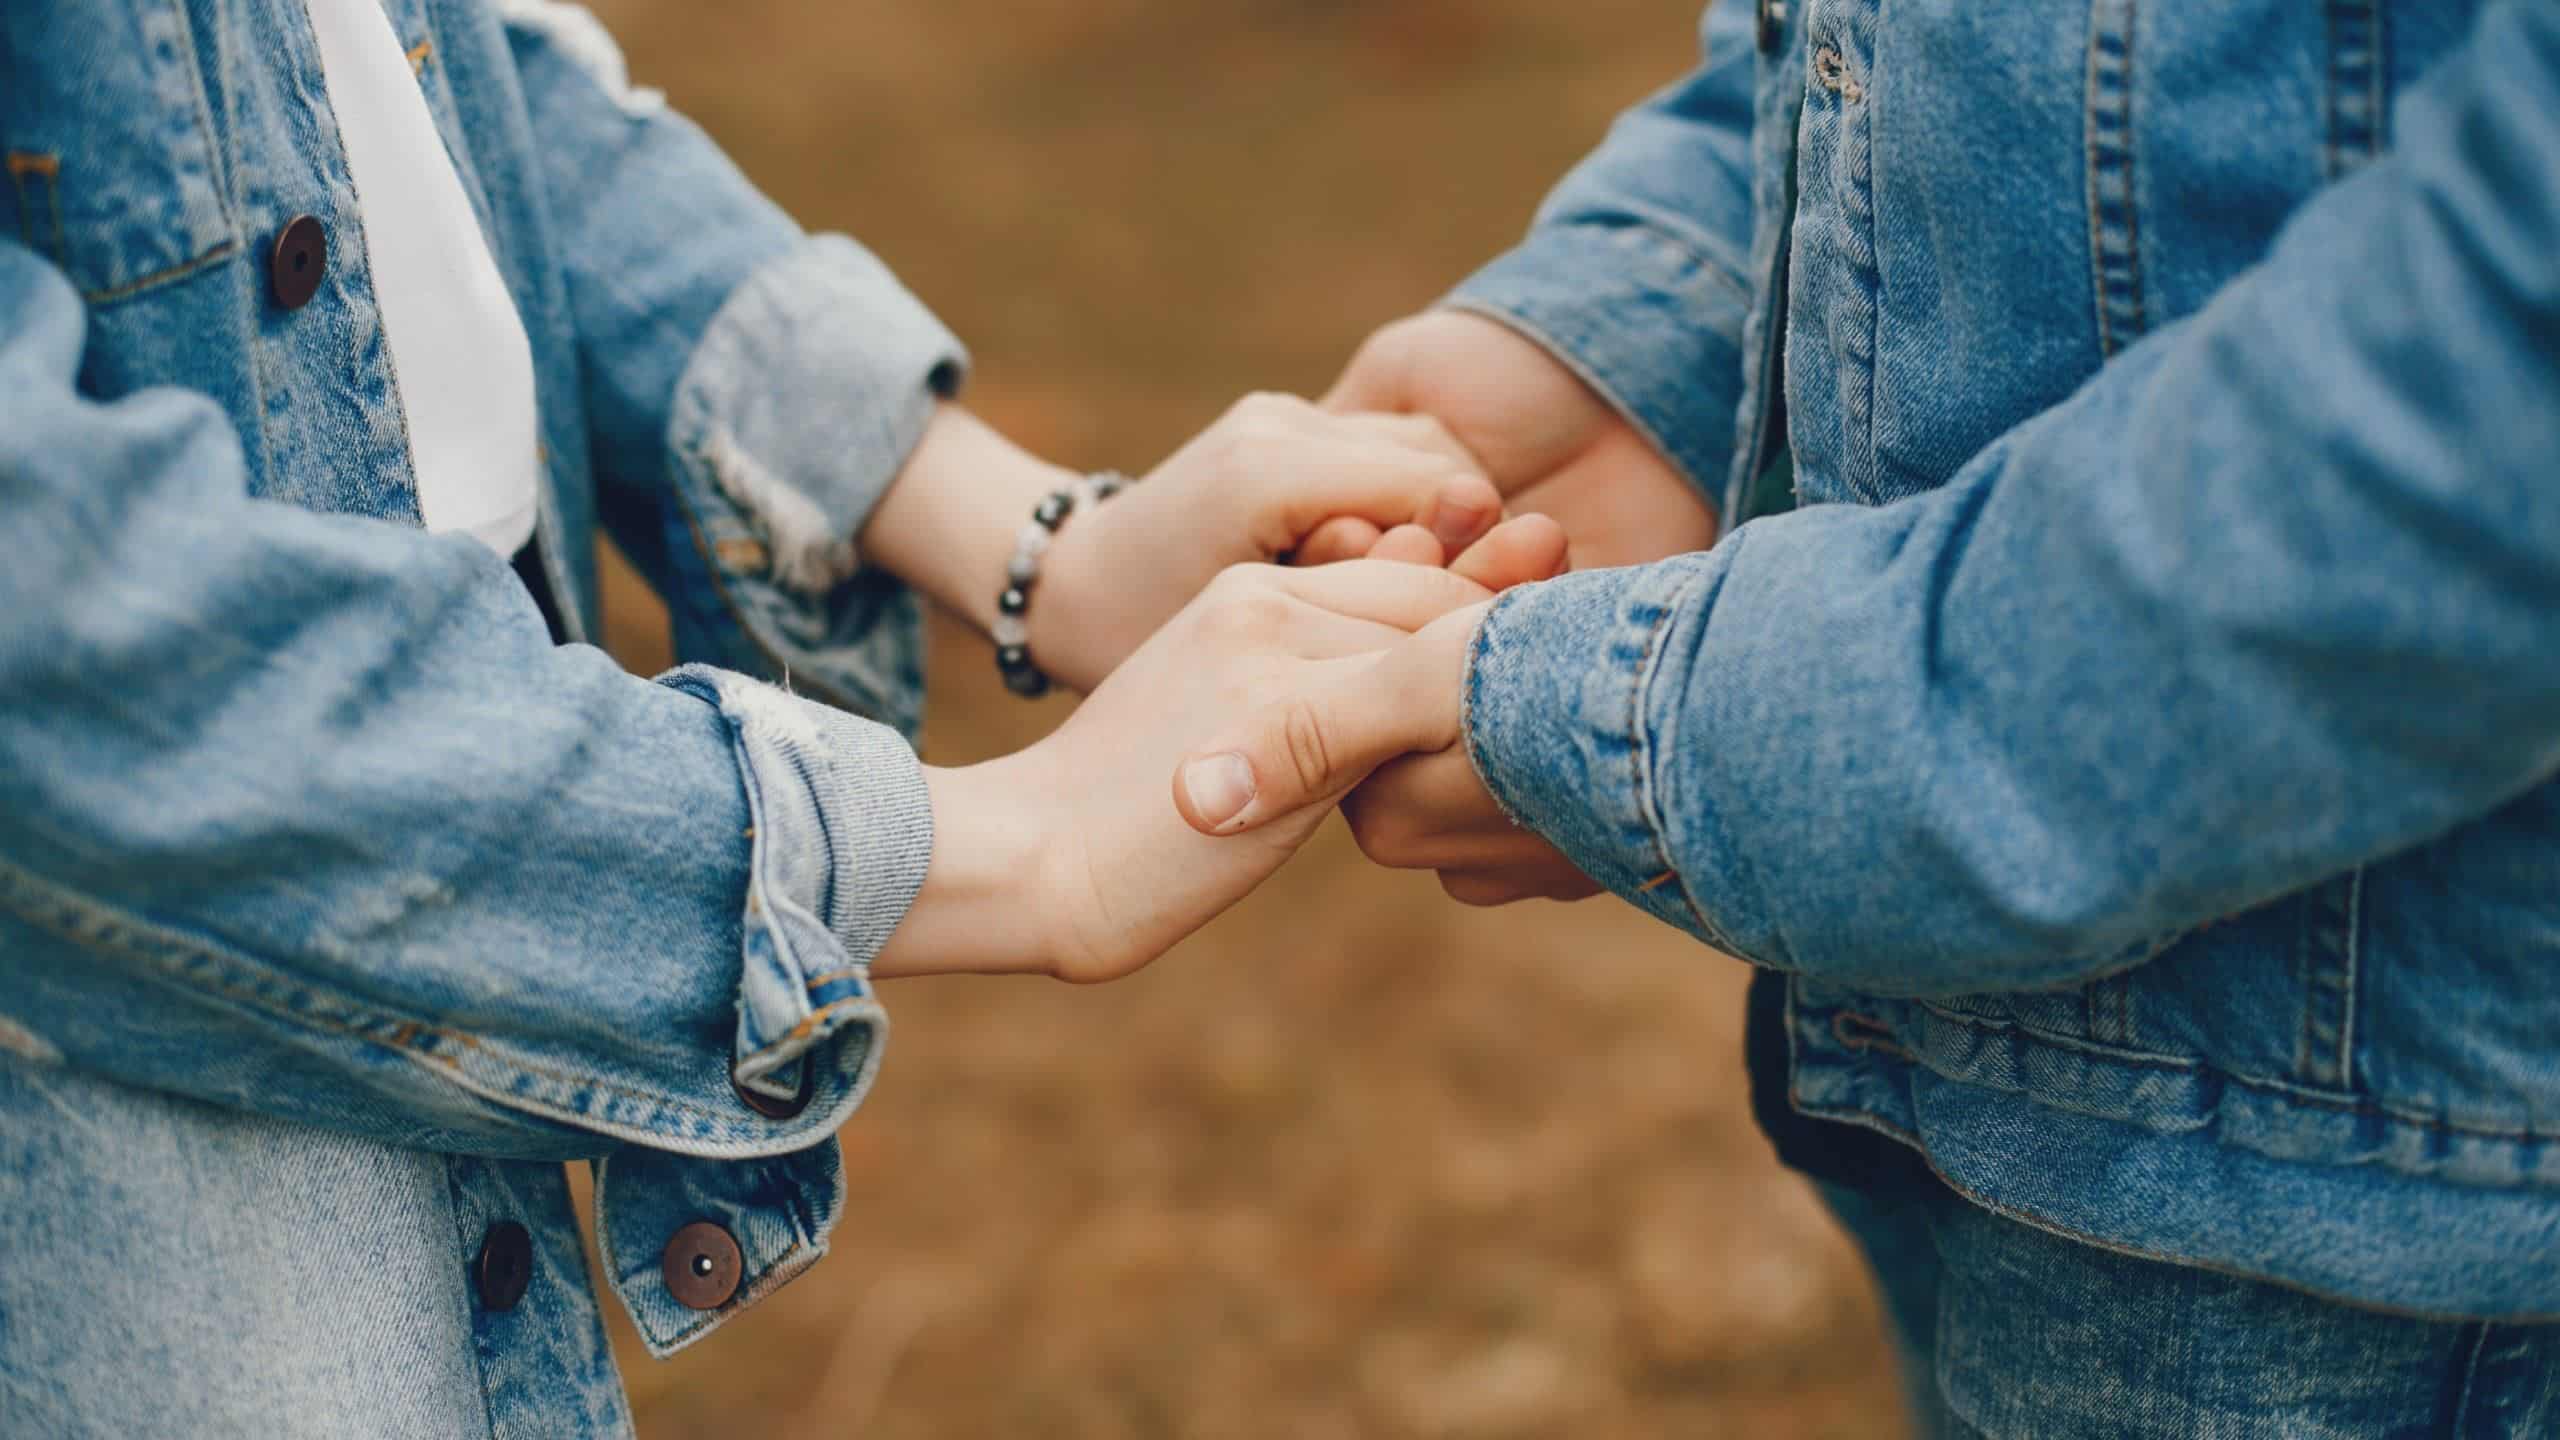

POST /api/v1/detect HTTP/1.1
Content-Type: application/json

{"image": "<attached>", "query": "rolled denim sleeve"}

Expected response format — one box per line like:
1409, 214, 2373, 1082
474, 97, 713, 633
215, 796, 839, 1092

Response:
1444, 1, 1756, 500
0, 243, 921, 1167
1466, 0, 2560, 997
499, 2, 964, 726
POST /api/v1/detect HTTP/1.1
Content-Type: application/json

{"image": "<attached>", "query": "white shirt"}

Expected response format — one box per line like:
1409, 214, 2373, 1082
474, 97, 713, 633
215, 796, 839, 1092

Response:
305, 0, 539, 557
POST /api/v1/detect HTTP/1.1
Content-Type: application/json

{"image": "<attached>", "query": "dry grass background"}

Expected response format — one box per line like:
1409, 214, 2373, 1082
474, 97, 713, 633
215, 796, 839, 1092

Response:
579, 1, 1910, 1434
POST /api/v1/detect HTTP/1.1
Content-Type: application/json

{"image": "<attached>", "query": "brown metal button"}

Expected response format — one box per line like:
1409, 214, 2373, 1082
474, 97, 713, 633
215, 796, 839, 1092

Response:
730, 1057, 814, 1121
474, 1220, 534, 1312
662, 1221, 744, 1310
269, 214, 326, 309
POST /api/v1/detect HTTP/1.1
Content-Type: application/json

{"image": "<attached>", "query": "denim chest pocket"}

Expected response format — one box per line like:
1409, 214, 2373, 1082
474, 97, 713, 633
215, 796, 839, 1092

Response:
1, 2, 236, 305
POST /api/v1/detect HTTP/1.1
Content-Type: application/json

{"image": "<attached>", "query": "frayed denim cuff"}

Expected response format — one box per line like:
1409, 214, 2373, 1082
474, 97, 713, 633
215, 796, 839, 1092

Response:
667, 234, 967, 596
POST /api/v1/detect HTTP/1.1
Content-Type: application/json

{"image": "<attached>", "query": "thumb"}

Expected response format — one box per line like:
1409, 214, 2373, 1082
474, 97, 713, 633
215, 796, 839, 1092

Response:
1174, 608, 1481, 836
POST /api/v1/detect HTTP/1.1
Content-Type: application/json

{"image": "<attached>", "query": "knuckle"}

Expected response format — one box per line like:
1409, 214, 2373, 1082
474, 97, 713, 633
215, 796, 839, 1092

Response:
1275, 699, 1336, 796
1200, 586, 1287, 643
1232, 391, 1305, 427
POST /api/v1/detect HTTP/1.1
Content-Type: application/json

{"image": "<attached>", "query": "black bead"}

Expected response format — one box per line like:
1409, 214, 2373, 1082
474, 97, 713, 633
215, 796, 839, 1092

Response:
1003, 665, 1052, 699
996, 644, 1033, 672
1033, 492, 1073, 530
997, 586, 1028, 616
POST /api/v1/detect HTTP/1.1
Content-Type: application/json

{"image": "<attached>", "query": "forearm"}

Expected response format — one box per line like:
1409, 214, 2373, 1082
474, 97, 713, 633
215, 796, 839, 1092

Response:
857, 404, 1079, 641
870, 761, 1057, 979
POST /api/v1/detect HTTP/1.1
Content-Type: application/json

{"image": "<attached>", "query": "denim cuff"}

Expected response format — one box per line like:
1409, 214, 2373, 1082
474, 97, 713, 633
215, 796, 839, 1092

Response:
1462, 557, 1750, 956
657, 665, 927, 1121
667, 234, 967, 596
1444, 219, 1751, 509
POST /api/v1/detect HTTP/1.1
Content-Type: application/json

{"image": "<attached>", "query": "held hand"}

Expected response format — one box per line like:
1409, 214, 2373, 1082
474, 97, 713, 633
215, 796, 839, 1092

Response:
1031, 393, 1505, 691
1171, 528, 1601, 907
876, 552, 1519, 984
1296, 311, 1716, 571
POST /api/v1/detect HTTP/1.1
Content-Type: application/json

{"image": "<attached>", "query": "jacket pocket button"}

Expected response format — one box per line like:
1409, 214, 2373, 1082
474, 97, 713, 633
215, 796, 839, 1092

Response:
662, 1221, 744, 1310
269, 214, 326, 309
474, 1220, 534, 1312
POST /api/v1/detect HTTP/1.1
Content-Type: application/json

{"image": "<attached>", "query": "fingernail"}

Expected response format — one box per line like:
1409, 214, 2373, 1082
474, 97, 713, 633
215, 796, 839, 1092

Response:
1429, 497, 1491, 552
1182, 753, 1258, 832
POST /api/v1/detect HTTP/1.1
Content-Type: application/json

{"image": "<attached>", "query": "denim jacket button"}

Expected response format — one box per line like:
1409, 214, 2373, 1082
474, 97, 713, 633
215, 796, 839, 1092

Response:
268, 215, 326, 309
1756, 0, 1786, 51
473, 1220, 534, 1312
730, 1057, 814, 1120
661, 1221, 744, 1310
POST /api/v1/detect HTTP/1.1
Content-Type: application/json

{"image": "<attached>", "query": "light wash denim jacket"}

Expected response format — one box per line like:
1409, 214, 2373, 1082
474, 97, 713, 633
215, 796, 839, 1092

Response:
1456, 0, 2560, 1320
1, 1, 964, 1432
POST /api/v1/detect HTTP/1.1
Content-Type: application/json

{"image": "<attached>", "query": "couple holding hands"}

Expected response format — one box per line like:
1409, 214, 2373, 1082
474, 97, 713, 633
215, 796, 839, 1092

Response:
8, 0, 2560, 1435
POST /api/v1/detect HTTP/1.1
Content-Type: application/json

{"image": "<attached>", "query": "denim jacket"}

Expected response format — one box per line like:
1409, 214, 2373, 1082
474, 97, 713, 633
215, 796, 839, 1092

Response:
1, 0, 963, 1432
1456, 0, 2560, 1320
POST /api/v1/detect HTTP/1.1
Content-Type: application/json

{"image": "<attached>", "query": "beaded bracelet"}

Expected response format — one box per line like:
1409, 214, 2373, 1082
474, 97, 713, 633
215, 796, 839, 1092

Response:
994, 470, 1130, 698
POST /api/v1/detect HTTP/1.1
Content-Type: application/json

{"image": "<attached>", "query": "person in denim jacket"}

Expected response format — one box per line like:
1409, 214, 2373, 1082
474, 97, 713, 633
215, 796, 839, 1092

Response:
1195, 0, 2560, 1432
0, 1, 1613, 1433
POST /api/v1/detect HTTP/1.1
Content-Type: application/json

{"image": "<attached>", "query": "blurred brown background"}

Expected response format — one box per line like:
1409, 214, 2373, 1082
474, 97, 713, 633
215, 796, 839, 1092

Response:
582, 1, 1908, 1434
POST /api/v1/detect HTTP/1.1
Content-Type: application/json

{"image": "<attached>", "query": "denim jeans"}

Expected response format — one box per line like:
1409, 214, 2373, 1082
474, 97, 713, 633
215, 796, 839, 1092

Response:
1818, 1177, 2560, 1438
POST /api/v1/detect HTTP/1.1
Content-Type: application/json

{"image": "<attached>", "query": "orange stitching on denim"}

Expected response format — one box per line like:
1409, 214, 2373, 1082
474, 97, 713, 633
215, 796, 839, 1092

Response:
405, 38, 434, 74
78, 238, 241, 305
1811, 45, 1863, 103
667, 455, 881, 722
0, 858, 831, 1132
6, 151, 64, 264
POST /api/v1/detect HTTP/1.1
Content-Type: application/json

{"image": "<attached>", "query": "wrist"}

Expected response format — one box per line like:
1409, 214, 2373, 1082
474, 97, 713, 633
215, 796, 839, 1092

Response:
860, 405, 1080, 637
1020, 490, 1130, 693
870, 757, 1062, 979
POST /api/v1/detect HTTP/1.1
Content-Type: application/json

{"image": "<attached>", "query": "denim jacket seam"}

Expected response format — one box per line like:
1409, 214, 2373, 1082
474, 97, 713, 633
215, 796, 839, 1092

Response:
1532, 205, 1754, 306
0, 851, 860, 1153
1634, 555, 1766, 963
1620, 592, 1727, 946
1459, 594, 1534, 832
1776, 1093, 2560, 1326
1873, 998, 2556, 1146
72, 237, 241, 306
